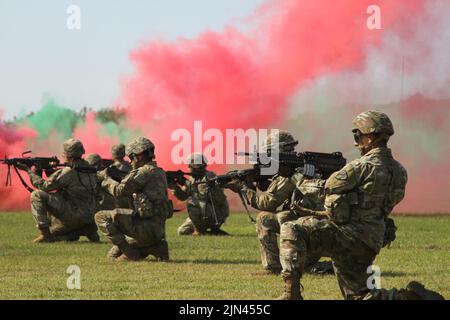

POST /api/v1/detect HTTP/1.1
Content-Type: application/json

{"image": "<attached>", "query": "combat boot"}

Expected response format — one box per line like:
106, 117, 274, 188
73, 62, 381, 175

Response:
32, 227, 55, 244
51, 231, 80, 242
192, 227, 202, 236
209, 228, 230, 236
276, 273, 303, 300
147, 240, 170, 261
49, 226, 78, 242
404, 281, 445, 300
308, 260, 334, 275
117, 242, 143, 261
107, 245, 122, 261
60, 233, 81, 242
78, 224, 100, 243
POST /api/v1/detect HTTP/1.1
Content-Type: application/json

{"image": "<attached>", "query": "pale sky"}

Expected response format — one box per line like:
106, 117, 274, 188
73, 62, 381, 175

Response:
0, 0, 264, 119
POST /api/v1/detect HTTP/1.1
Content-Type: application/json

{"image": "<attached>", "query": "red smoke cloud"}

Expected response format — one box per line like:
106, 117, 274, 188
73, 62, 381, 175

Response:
121, 0, 423, 169
0, 116, 37, 210
395, 95, 450, 213
73, 112, 118, 157
3, 0, 440, 213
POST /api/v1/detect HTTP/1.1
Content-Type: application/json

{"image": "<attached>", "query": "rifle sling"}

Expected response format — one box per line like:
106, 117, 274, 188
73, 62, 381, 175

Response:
13, 165, 34, 193
238, 190, 256, 224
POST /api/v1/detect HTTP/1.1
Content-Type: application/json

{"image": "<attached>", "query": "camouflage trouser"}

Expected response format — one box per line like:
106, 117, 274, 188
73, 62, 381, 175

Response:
279, 216, 408, 300
256, 211, 321, 272
98, 190, 117, 211
95, 208, 166, 256
186, 204, 226, 233
30, 190, 94, 236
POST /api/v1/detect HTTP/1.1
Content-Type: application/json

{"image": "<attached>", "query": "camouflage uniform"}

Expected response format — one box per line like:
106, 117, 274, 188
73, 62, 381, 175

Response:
26, 139, 99, 242
95, 137, 172, 261
172, 153, 229, 235
246, 131, 299, 272
110, 145, 132, 208
175, 171, 230, 235
86, 153, 117, 211
278, 111, 443, 300
85, 153, 102, 168
243, 174, 296, 272
111, 144, 132, 175
228, 131, 325, 273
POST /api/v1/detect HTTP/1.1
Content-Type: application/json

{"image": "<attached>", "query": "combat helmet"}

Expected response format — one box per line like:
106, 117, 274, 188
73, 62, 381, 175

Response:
111, 144, 126, 159
62, 138, 85, 159
263, 130, 298, 153
352, 111, 394, 138
186, 152, 208, 169
126, 137, 155, 158
85, 153, 102, 166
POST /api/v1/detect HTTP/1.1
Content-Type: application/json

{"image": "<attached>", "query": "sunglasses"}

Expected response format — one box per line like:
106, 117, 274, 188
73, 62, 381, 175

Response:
353, 131, 362, 143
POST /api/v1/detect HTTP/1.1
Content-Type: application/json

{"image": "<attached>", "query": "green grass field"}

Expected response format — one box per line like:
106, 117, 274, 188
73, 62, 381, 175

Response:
0, 212, 449, 300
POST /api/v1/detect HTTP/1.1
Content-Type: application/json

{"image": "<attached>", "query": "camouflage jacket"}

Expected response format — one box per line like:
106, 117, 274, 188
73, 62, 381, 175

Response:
323, 147, 407, 253
293, 178, 327, 211
102, 161, 171, 220
242, 173, 306, 212
28, 159, 98, 218
173, 171, 229, 223
111, 159, 132, 173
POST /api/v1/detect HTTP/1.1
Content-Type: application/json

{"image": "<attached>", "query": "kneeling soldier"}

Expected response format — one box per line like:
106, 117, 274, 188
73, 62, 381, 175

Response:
95, 137, 172, 261
277, 111, 444, 300
17, 139, 99, 243
170, 153, 230, 236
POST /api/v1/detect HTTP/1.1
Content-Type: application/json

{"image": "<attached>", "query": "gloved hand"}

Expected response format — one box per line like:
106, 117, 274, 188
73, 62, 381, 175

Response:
223, 179, 245, 193
167, 181, 176, 189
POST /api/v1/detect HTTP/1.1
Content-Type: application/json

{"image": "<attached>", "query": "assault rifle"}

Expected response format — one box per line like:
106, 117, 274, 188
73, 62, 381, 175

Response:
1, 151, 102, 192
1, 151, 61, 191
165, 170, 193, 185
201, 151, 346, 188
84, 158, 129, 182
97, 159, 114, 170
195, 150, 347, 223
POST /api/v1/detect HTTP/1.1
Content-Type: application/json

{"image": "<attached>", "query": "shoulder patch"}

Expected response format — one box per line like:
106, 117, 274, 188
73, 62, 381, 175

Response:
335, 170, 348, 180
